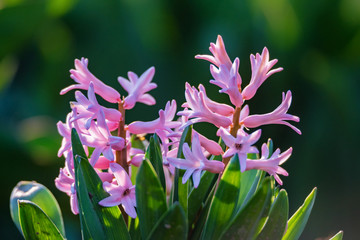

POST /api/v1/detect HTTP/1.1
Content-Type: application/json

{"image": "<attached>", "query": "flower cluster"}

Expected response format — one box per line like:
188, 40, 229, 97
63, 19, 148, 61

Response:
55, 35, 300, 218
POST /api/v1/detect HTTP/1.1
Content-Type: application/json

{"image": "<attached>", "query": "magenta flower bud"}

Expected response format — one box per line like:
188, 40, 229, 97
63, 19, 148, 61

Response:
195, 35, 233, 69
118, 67, 157, 110
242, 47, 283, 100
60, 58, 121, 103
241, 91, 301, 134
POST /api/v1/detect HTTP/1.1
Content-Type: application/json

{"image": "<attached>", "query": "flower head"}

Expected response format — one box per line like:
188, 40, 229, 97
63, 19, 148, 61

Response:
118, 67, 157, 110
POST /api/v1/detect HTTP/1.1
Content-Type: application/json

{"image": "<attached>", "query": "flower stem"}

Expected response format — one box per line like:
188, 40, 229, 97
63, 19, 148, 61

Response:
223, 107, 241, 166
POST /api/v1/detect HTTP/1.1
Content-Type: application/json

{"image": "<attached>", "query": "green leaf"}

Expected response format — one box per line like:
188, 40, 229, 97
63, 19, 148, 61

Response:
18, 200, 64, 240
136, 160, 168, 239
76, 156, 130, 240
257, 189, 289, 240
71, 129, 130, 240
220, 178, 272, 240
145, 134, 166, 191
10, 181, 65, 237
201, 154, 242, 240
129, 217, 141, 240
188, 170, 216, 227
329, 231, 344, 240
147, 203, 188, 240
282, 187, 317, 240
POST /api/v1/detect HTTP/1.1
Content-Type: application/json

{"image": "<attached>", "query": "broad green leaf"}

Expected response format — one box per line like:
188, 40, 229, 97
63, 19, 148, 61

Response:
220, 178, 272, 240
201, 154, 242, 240
136, 160, 168, 239
76, 156, 130, 240
282, 187, 317, 240
329, 231, 344, 240
189, 184, 216, 240
129, 217, 141, 240
171, 125, 192, 217
10, 181, 65, 237
71, 128, 87, 160
147, 203, 188, 240
145, 134, 166, 191
188, 170, 216, 227
257, 189, 289, 240
18, 200, 64, 240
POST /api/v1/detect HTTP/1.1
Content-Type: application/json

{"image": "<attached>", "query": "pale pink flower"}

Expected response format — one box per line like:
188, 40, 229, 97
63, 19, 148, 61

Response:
99, 163, 137, 218
71, 82, 121, 130
242, 47, 283, 100
82, 109, 125, 165
61, 58, 121, 103
118, 67, 157, 110
55, 166, 78, 215
246, 143, 292, 185
218, 127, 261, 172
178, 83, 232, 129
127, 100, 181, 134
241, 91, 301, 134
210, 58, 243, 107
195, 35, 233, 70
167, 132, 225, 188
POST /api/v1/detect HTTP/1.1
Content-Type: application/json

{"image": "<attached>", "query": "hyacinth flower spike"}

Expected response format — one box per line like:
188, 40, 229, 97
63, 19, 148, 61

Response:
55, 167, 78, 215
218, 127, 261, 172
99, 163, 137, 218
167, 132, 225, 188
246, 143, 292, 185
72, 82, 122, 129
241, 90, 301, 134
118, 67, 157, 110
60, 58, 121, 103
127, 100, 181, 134
242, 47, 283, 101
178, 83, 232, 129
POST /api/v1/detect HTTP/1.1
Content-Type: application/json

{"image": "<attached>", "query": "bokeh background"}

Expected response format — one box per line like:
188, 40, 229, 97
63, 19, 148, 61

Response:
1, 0, 359, 239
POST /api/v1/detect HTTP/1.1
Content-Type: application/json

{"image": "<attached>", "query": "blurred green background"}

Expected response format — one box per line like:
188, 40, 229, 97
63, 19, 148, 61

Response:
1, 0, 359, 239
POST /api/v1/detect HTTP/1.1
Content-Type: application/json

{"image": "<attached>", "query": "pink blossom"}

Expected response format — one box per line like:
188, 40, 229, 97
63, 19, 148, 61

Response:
246, 143, 292, 185
178, 83, 232, 129
127, 100, 181, 134
218, 127, 261, 172
167, 132, 225, 188
99, 163, 137, 218
55, 167, 78, 214
241, 91, 301, 134
71, 82, 121, 130
82, 109, 125, 165
195, 35, 232, 70
210, 58, 243, 107
118, 67, 157, 110
242, 47, 283, 100
60, 58, 121, 103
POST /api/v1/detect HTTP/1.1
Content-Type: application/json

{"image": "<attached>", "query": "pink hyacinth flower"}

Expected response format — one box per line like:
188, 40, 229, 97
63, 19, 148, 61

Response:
242, 47, 283, 101
82, 109, 125, 165
60, 58, 121, 103
99, 163, 137, 218
127, 100, 181, 134
210, 58, 243, 107
55, 167, 78, 214
241, 91, 301, 134
218, 127, 261, 172
246, 143, 292, 185
178, 83, 232, 129
72, 82, 122, 130
195, 35, 233, 70
118, 67, 157, 110
167, 132, 225, 188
